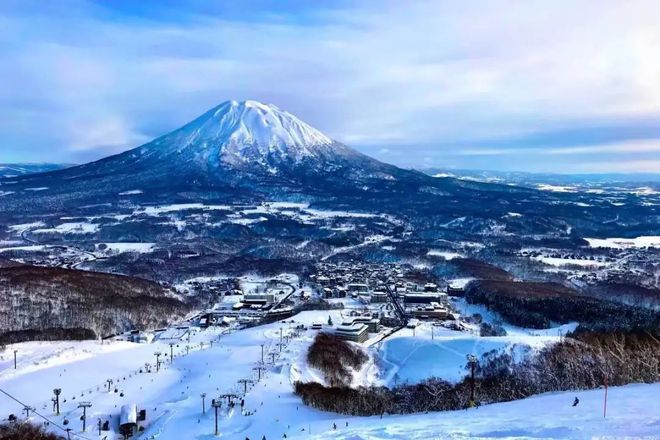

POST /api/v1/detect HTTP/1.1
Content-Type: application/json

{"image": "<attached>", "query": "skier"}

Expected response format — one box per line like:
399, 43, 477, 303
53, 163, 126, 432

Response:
572, 397, 580, 407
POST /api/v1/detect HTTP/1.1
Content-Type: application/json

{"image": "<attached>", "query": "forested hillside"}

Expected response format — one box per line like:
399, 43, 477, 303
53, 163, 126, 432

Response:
0, 265, 188, 343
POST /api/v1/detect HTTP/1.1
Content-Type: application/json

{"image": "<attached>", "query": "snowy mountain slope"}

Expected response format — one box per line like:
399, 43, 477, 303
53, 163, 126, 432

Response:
128, 99, 354, 174
1, 310, 657, 440
170, 100, 334, 165
304, 383, 660, 439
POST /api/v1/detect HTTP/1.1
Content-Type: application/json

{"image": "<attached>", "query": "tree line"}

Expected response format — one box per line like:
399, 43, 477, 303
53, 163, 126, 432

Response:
295, 329, 660, 415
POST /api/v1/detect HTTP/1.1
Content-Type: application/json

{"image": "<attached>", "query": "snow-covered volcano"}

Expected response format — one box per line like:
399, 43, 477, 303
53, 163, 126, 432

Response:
1, 98, 507, 213
1, 98, 416, 206
127, 99, 367, 175
142, 100, 338, 168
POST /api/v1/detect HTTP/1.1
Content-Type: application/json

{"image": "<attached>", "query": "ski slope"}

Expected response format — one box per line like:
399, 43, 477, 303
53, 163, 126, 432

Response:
304, 383, 660, 439
0, 310, 657, 439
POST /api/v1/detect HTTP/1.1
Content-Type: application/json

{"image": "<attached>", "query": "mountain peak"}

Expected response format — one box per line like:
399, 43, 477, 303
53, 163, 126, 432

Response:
140, 99, 336, 170
201, 99, 333, 149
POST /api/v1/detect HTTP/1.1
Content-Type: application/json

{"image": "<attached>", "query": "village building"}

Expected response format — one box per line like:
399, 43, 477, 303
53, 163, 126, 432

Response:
243, 293, 275, 306
335, 322, 369, 343
370, 291, 388, 303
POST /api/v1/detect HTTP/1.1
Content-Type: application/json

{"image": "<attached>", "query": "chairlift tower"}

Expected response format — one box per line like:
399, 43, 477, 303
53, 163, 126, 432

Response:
211, 399, 222, 436
53, 388, 62, 415
467, 354, 478, 407
154, 352, 162, 372
219, 393, 239, 406
237, 379, 255, 395
77, 402, 92, 432
253, 364, 267, 381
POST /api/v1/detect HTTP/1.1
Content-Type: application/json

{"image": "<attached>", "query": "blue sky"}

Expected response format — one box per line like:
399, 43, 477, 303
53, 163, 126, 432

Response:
1, 0, 660, 173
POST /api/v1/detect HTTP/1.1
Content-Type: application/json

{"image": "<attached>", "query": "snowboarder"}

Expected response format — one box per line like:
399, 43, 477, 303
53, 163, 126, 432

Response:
572, 397, 580, 407
333, 423, 337, 430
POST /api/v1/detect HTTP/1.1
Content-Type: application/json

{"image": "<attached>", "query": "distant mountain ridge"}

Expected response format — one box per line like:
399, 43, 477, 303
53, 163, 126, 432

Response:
422, 168, 660, 187
0, 163, 72, 178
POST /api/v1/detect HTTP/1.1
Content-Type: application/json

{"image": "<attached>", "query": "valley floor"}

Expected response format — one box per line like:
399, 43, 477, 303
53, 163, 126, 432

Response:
0, 311, 657, 440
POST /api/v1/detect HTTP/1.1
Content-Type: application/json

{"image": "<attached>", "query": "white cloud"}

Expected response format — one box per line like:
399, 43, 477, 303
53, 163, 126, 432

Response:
1, 0, 660, 171
66, 116, 149, 152
575, 160, 660, 173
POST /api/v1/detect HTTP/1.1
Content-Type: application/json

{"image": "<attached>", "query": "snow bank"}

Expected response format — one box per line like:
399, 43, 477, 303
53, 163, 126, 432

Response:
585, 236, 660, 249
427, 250, 463, 260
96, 243, 155, 254
33, 222, 99, 234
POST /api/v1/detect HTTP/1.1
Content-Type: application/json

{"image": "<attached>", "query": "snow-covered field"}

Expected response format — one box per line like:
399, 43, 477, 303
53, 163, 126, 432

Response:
32, 222, 100, 235
585, 236, 660, 249
0, 310, 657, 439
427, 250, 463, 260
533, 255, 608, 268
377, 325, 561, 385
96, 242, 156, 254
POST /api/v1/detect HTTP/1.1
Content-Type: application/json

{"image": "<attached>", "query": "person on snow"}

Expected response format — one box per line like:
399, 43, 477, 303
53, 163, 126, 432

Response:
572, 397, 580, 407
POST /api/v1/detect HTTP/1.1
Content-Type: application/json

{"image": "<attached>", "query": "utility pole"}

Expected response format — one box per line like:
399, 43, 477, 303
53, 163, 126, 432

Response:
186, 345, 190, 355
238, 379, 254, 395
78, 402, 92, 432
169, 343, 175, 363
467, 354, 477, 408
280, 327, 283, 344
106, 379, 113, 392
211, 399, 222, 436
276, 342, 285, 353
13, 350, 17, 369
154, 352, 162, 372
431, 326, 434, 340
253, 364, 267, 381
260, 344, 264, 363
201, 393, 207, 415
53, 388, 62, 415
65, 428, 72, 440
268, 352, 277, 364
